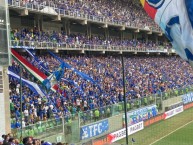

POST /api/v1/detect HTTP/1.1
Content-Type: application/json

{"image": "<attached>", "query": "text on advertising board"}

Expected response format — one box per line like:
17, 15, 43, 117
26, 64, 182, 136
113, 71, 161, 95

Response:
145, 114, 164, 127
123, 105, 158, 126
80, 119, 109, 140
182, 92, 193, 104
164, 106, 183, 120
108, 121, 144, 143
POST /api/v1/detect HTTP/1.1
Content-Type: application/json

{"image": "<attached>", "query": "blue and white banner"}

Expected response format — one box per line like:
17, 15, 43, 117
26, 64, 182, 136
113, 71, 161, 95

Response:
182, 92, 193, 104
123, 105, 158, 126
25, 49, 50, 73
141, 0, 193, 69
48, 51, 98, 84
80, 119, 109, 140
8, 70, 46, 97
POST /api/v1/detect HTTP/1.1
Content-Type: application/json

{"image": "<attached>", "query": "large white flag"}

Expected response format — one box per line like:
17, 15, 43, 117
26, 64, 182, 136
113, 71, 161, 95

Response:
141, 0, 193, 67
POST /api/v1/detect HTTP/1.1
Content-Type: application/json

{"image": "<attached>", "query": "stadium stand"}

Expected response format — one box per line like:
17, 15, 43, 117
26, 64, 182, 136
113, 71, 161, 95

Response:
9, 54, 193, 129
10, 28, 169, 49
2, 0, 190, 144
8, 0, 159, 31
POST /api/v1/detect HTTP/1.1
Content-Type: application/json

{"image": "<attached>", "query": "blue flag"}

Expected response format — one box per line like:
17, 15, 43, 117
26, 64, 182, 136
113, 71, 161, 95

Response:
43, 62, 65, 89
54, 62, 65, 81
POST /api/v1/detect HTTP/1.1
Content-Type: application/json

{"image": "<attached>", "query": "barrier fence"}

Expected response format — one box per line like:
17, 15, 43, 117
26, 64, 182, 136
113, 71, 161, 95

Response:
10, 40, 168, 53
11, 85, 193, 144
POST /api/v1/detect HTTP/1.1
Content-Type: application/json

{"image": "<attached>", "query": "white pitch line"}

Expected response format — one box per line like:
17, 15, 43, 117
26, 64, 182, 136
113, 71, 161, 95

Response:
149, 120, 193, 145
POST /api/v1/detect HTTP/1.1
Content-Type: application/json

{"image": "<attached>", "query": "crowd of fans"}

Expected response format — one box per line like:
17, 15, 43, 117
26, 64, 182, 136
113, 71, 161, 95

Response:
10, 28, 170, 50
6, 0, 182, 133
5, 0, 190, 144
9, 53, 193, 129
0, 133, 69, 145
8, 0, 160, 31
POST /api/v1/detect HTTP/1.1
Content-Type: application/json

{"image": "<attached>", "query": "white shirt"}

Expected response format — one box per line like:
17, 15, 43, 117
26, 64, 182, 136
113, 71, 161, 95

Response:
22, 120, 26, 128
16, 88, 20, 94
76, 99, 80, 106
84, 101, 87, 107
38, 98, 41, 105
33, 108, 37, 117
24, 109, 29, 117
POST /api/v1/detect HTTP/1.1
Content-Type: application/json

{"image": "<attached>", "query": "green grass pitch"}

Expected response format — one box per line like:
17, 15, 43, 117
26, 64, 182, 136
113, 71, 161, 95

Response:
152, 121, 193, 145
117, 107, 193, 145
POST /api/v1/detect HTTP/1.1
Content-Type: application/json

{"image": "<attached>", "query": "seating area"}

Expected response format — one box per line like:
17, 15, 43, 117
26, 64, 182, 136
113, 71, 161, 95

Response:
9, 53, 193, 130
2, 0, 193, 145
8, 0, 159, 31
10, 28, 170, 50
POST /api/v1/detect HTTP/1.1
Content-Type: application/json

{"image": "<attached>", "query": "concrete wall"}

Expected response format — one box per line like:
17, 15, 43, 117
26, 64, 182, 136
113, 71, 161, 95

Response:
0, 67, 11, 136
43, 21, 62, 32
10, 17, 22, 29
10, 16, 62, 32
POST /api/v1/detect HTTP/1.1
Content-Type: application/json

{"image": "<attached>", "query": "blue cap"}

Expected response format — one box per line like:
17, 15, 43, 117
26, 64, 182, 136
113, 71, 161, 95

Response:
42, 142, 52, 145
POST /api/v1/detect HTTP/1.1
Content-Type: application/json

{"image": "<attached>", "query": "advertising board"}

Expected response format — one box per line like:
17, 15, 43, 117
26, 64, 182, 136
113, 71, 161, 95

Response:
182, 92, 193, 104
92, 135, 111, 145
123, 105, 158, 126
80, 119, 109, 140
108, 121, 144, 143
184, 102, 193, 110
164, 106, 183, 120
144, 114, 164, 127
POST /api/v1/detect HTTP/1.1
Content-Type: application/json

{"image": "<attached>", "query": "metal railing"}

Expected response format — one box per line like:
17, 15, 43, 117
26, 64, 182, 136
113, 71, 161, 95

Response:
8, 0, 162, 33
10, 40, 168, 53
11, 118, 64, 139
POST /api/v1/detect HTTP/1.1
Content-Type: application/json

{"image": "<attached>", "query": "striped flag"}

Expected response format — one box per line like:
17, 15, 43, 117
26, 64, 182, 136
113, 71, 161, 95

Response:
11, 49, 58, 92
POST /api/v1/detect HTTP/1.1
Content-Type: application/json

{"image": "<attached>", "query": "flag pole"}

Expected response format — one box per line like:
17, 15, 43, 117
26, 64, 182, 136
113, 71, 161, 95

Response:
121, 54, 129, 145
20, 64, 23, 142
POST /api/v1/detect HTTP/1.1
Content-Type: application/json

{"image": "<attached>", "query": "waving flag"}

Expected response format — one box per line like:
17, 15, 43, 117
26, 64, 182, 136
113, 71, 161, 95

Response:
48, 51, 100, 84
141, 0, 193, 67
8, 69, 46, 97
48, 51, 103, 94
43, 62, 65, 89
11, 49, 58, 92
25, 49, 50, 73
24, 49, 84, 94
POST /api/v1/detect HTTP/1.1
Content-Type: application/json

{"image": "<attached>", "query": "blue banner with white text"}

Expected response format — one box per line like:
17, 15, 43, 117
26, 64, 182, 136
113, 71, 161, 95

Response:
123, 105, 158, 126
182, 92, 193, 104
80, 119, 109, 140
